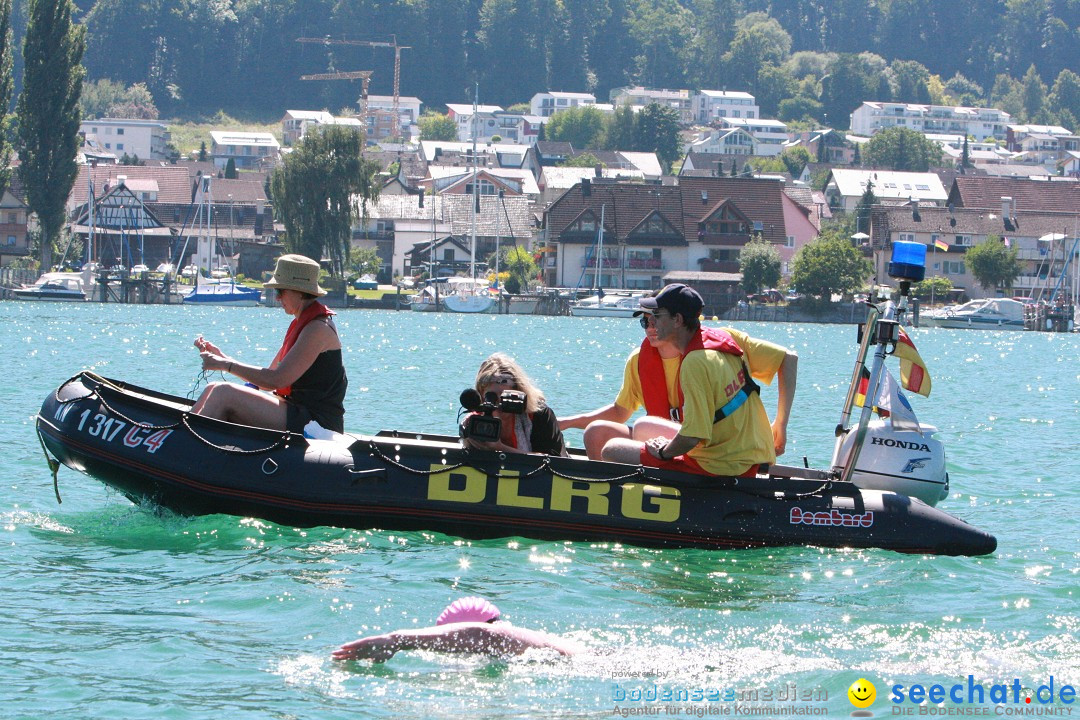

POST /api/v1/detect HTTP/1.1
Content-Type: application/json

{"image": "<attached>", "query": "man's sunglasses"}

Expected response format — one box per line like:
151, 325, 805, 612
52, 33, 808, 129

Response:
638, 312, 667, 329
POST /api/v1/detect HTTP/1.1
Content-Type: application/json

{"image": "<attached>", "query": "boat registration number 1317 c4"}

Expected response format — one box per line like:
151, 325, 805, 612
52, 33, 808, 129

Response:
59, 404, 173, 454
426, 465, 681, 523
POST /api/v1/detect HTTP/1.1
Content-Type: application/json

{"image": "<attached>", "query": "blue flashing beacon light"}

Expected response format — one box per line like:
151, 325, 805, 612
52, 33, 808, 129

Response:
888, 241, 926, 282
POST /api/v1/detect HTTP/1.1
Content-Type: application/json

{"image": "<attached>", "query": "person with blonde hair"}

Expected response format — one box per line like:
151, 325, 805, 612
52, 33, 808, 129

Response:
462, 353, 567, 456
191, 254, 348, 434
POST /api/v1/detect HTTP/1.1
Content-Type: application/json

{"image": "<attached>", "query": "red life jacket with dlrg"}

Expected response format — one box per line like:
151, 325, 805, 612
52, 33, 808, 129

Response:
637, 327, 760, 424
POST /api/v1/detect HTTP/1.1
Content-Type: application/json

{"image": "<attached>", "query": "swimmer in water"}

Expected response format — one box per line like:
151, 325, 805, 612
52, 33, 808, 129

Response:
332, 596, 579, 662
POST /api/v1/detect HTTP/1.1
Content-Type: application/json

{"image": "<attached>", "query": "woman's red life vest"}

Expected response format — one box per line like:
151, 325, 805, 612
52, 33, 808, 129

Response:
272, 300, 334, 397
637, 327, 746, 422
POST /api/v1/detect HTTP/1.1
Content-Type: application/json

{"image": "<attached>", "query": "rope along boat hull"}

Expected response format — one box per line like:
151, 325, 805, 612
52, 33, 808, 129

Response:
36, 373, 997, 556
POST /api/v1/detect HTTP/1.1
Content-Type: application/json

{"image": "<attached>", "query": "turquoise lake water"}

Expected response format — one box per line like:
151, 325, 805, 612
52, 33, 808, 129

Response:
2, 301, 1077, 719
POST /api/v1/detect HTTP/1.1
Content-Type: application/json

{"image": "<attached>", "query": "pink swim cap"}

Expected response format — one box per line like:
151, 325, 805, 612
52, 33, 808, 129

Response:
436, 596, 501, 625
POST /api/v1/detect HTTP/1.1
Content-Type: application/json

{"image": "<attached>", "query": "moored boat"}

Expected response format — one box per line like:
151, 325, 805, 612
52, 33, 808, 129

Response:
925, 298, 1026, 330
570, 291, 646, 318
181, 279, 263, 307
13, 272, 89, 302
442, 277, 496, 313
35, 371, 995, 556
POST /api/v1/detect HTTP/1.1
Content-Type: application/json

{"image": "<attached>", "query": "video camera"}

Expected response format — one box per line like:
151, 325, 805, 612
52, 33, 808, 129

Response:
459, 388, 527, 443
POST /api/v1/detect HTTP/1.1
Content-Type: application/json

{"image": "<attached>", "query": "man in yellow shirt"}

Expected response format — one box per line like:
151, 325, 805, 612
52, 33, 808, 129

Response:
598, 284, 797, 477
557, 290, 684, 459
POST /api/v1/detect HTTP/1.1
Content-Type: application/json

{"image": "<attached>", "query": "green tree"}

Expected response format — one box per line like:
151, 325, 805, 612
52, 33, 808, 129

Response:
562, 152, 605, 169
0, 0, 14, 198
944, 73, 984, 106
862, 126, 943, 171
17, 0, 85, 271
418, 112, 458, 142
198, 141, 207, 161
854, 178, 876, 236
966, 235, 1021, 292
820, 53, 888, 129
745, 156, 785, 174
777, 95, 823, 124
721, 12, 791, 89
501, 244, 538, 294
635, 102, 680, 172
1020, 64, 1047, 120
475, 0, 545, 106
79, 78, 127, 118
269, 125, 381, 280
780, 147, 812, 178
224, 157, 237, 179
348, 246, 381, 278
603, 105, 637, 151
103, 82, 158, 119
545, 106, 606, 150
739, 236, 781, 294
625, 0, 693, 88
790, 234, 872, 300
889, 60, 932, 103
1048, 69, 1080, 125
990, 73, 1025, 119
913, 275, 952, 303
753, 63, 797, 118
79, 78, 158, 120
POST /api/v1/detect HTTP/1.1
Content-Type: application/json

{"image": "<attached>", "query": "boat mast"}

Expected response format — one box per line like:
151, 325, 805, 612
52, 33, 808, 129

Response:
596, 204, 605, 293
469, 83, 478, 281
428, 189, 436, 279
494, 189, 501, 291
87, 163, 96, 267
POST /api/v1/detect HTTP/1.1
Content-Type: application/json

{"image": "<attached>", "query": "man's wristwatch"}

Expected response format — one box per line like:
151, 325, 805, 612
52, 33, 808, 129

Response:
657, 444, 670, 461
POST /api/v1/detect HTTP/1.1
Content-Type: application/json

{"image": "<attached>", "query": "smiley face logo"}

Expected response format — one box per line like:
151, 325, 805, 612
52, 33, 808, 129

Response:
848, 678, 877, 709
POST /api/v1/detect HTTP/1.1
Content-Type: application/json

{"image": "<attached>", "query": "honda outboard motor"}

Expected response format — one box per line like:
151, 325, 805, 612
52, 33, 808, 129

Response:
831, 420, 948, 506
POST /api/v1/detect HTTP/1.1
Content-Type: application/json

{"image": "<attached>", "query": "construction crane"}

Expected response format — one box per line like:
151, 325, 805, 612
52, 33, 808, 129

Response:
297, 36, 410, 139
299, 69, 373, 133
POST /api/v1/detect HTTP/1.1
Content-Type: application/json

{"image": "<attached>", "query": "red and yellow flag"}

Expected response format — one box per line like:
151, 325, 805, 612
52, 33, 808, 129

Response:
934, 238, 949, 251
895, 327, 931, 397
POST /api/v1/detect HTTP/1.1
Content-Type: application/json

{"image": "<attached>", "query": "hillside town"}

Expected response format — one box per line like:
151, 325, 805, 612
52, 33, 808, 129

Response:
2, 81, 1078, 329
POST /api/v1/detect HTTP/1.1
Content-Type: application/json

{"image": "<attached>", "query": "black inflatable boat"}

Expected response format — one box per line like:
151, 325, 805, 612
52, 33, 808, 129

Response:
36, 372, 996, 556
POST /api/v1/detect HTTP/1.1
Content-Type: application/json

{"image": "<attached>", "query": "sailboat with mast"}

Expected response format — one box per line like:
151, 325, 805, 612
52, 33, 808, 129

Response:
569, 204, 645, 317
443, 85, 496, 314
180, 174, 261, 307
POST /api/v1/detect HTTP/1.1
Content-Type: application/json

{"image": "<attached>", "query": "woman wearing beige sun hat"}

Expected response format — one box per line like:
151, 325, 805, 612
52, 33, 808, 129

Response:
190, 254, 348, 434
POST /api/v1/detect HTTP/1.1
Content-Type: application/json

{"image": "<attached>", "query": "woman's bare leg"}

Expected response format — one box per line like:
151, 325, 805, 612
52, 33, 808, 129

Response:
191, 382, 289, 430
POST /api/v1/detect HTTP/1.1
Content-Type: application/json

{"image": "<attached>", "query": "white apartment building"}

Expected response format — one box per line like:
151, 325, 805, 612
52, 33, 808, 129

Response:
209, 131, 281, 170
695, 90, 758, 124
824, 169, 948, 212
610, 86, 694, 124
79, 118, 171, 160
444, 104, 544, 146
280, 110, 334, 146
446, 103, 505, 141
366, 95, 423, 129
529, 92, 597, 118
687, 127, 756, 155
720, 118, 788, 156
850, 102, 1011, 141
